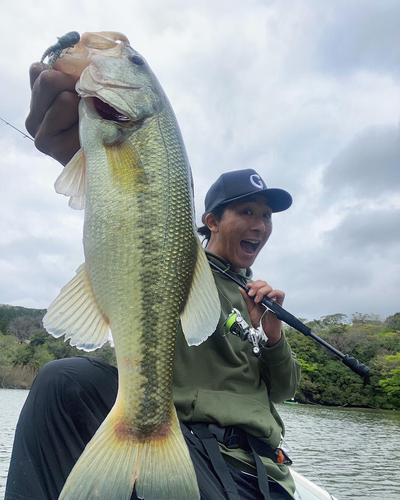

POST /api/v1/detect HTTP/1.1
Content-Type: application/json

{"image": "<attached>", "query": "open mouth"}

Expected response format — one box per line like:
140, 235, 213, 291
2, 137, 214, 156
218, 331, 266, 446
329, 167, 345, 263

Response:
93, 98, 130, 122
240, 240, 260, 254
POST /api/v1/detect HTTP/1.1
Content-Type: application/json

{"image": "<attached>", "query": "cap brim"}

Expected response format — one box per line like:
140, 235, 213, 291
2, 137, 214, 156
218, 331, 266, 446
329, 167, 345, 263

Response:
218, 188, 292, 213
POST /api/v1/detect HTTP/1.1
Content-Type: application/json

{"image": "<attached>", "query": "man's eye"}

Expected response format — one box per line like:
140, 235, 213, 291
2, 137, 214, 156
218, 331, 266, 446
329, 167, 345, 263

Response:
242, 209, 252, 215
264, 213, 272, 220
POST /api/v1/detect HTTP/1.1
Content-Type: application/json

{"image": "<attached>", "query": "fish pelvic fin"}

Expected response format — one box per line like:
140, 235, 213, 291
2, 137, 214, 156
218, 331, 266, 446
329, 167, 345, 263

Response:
55, 148, 86, 210
180, 239, 221, 345
59, 406, 200, 500
43, 263, 110, 351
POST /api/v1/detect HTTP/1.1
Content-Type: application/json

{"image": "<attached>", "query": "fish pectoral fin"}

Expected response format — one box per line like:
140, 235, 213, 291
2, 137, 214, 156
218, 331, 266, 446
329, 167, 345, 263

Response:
43, 263, 110, 351
59, 406, 200, 500
106, 138, 148, 190
180, 239, 221, 346
54, 148, 86, 210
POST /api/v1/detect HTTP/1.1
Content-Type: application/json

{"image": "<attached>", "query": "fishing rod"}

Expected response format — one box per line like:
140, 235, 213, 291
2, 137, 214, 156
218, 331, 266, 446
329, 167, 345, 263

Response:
209, 260, 370, 379
0, 117, 34, 141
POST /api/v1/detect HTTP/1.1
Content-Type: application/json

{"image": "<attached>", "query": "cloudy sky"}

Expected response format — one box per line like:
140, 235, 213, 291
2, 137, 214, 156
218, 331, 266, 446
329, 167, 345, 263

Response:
0, 0, 399, 324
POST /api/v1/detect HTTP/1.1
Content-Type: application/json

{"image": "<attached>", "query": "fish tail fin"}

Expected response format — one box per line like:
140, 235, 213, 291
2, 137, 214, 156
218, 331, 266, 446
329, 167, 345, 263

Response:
135, 415, 199, 500
59, 406, 200, 500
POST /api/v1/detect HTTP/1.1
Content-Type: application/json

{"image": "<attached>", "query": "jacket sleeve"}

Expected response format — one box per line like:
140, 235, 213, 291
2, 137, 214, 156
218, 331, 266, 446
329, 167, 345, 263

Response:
257, 331, 301, 404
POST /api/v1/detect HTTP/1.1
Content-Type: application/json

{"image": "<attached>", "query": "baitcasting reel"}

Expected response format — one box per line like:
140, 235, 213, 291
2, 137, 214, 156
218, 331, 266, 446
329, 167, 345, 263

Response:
224, 308, 268, 357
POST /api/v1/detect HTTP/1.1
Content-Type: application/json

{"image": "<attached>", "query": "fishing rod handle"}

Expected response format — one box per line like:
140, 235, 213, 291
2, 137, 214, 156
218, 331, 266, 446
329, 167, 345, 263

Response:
342, 355, 370, 378
261, 296, 371, 379
259, 296, 312, 336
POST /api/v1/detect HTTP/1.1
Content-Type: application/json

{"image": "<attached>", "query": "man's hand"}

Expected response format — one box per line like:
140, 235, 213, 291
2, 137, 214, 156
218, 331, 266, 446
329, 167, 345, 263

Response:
239, 280, 284, 347
25, 63, 81, 166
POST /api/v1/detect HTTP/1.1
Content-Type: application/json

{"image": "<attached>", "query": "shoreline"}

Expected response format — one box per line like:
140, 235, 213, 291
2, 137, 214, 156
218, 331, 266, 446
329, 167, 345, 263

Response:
1, 387, 397, 412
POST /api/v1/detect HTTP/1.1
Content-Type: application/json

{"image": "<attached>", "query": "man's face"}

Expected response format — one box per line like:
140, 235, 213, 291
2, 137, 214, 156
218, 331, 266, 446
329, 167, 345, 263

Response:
206, 195, 272, 270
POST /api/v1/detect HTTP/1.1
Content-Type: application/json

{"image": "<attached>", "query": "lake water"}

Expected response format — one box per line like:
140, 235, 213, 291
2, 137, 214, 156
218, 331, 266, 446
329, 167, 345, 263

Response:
0, 389, 29, 500
0, 389, 399, 499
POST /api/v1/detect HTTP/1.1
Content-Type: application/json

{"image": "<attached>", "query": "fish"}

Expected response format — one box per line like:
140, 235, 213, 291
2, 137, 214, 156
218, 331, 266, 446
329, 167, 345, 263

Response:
42, 31, 221, 500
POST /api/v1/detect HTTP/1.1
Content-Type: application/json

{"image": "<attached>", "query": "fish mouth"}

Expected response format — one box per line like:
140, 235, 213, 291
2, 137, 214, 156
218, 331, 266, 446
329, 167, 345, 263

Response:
93, 97, 131, 122
240, 240, 261, 254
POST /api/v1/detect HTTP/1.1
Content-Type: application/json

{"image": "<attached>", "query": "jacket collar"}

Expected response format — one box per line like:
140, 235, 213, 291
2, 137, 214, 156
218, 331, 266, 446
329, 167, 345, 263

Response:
205, 250, 253, 283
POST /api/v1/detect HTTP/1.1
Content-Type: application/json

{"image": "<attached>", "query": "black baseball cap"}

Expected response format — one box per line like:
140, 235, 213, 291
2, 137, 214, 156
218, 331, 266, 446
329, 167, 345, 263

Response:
204, 169, 292, 214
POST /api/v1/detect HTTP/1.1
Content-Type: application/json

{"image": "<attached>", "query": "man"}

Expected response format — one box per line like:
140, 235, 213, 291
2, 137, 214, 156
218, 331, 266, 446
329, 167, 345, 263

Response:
5, 65, 301, 500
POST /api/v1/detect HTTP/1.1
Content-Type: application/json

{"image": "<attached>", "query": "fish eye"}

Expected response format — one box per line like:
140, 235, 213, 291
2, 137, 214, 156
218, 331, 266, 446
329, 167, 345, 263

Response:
130, 55, 144, 65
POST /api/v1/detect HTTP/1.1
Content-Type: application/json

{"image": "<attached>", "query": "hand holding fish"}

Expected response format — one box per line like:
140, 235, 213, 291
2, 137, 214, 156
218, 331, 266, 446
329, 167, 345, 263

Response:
25, 63, 80, 165
239, 280, 284, 347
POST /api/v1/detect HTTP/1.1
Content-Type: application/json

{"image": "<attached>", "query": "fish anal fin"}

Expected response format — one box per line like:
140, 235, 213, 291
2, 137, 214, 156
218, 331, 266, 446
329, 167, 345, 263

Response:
105, 139, 148, 191
43, 263, 110, 351
180, 239, 221, 345
59, 406, 200, 500
54, 148, 86, 210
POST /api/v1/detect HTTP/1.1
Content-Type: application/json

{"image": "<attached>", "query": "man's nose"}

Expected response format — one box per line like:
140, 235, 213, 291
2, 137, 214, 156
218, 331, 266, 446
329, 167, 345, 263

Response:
251, 217, 266, 232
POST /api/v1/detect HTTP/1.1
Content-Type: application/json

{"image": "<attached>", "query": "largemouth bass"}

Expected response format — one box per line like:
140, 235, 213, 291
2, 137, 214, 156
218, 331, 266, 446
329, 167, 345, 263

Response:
42, 31, 221, 500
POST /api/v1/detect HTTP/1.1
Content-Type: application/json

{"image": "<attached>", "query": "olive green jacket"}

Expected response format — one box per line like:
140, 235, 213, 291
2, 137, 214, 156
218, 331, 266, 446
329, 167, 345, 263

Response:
173, 251, 301, 497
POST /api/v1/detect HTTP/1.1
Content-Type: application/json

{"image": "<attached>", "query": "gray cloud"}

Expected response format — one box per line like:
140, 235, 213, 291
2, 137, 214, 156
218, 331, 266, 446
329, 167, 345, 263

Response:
1, 0, 400, 323
312, 0, 400, 78
323, 125, 400, 198
324, 208, 400, 253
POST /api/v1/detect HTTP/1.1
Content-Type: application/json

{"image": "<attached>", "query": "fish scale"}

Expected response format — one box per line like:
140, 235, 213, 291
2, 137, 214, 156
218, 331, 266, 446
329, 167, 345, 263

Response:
83, 110, 195, 427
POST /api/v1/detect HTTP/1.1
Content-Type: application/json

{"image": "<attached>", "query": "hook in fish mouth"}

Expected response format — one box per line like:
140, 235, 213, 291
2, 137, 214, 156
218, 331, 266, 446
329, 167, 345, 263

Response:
93, 97, 130, 122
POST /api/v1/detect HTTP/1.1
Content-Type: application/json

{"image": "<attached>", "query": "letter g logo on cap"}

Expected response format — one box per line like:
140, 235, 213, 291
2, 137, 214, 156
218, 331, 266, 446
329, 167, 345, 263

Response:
250, 174, 264, 189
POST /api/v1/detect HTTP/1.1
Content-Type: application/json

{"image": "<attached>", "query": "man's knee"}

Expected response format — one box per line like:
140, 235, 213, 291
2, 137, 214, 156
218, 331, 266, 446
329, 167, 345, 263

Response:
33, 356, 116, 392
28, 357, 117, 419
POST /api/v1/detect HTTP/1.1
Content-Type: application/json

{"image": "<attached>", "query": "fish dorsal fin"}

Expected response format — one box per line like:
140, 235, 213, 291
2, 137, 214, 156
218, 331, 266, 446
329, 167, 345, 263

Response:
55, 148, 86, 210
43, 263, 110, 351
180, 240, 221, 345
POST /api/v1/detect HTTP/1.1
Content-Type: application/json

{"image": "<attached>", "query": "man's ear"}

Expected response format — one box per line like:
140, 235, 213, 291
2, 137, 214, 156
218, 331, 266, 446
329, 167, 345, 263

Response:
205, 212, 220, 233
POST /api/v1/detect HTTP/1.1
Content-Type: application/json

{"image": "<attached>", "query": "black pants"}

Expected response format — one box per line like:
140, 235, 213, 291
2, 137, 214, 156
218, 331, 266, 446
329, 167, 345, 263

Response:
5, 357, 292, 500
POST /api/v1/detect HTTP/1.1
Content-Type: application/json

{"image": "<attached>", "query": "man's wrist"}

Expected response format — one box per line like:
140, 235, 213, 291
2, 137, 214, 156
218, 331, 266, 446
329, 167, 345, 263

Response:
265, 333, 282, 347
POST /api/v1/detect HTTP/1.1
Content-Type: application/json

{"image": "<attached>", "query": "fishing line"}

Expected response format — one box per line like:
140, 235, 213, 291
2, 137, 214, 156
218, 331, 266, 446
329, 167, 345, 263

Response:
0, 117, 34, 141
307, 466, 335, 500
291, 436, 336, 500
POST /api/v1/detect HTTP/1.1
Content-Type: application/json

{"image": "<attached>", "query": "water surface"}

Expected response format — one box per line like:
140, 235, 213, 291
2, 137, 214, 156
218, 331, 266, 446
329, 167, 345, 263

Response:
1, 389, 399, 499
278, 403, 400, 499
0, 389, 28, 500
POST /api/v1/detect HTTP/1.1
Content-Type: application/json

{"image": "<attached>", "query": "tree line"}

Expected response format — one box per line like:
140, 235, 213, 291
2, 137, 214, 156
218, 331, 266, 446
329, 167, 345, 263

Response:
0, 305, 116, 388
0, 304, 399, 409
284, 312, 400, 409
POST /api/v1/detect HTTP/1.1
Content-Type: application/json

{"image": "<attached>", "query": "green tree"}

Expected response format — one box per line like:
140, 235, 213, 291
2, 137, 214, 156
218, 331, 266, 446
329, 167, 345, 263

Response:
378, 354, 400, 408
351, 312, 383, 325
1, 303, 399, 406
30, 345, 55, 368
0, 333, 18, 385
320, 313, 349, 326
7, 315, 38, 343
0, 305, 46, 336
384, 312, 400, 332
